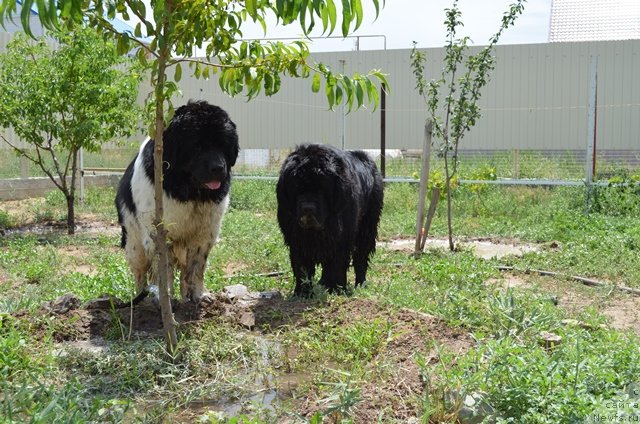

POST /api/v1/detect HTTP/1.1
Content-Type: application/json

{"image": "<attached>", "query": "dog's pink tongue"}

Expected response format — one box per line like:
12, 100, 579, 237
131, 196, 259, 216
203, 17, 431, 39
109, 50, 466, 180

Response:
204, 180, 222, 190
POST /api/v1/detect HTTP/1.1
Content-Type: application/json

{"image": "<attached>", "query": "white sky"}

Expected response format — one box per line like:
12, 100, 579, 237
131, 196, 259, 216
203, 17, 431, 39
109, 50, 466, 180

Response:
238, 0, 554, 51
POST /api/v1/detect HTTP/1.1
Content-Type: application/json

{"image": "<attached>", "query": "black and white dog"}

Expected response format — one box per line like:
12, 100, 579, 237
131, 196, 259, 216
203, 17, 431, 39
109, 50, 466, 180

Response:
276, 144, 384, 296
116, 101, 239, 302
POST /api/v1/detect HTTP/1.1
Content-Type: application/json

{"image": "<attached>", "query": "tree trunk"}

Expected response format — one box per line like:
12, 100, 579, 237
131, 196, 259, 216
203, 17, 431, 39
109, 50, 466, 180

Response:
154, 14, 178, 355
66, 148, 79, 235
66, 194, 75, 235
444, 150, 454, 251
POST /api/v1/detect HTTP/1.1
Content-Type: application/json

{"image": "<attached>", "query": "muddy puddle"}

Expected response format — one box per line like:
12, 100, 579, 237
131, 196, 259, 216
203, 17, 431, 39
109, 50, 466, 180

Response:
188, 336, 308, 417
29, 287, 315, 419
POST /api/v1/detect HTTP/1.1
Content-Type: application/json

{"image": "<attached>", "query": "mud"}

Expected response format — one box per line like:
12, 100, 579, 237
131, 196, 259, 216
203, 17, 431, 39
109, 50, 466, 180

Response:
17, 290, 474, 422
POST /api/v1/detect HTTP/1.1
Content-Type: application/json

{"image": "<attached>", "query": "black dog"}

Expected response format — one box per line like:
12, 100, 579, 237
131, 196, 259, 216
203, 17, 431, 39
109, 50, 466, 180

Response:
115, 100, 239, 302
276, 144, 384, 296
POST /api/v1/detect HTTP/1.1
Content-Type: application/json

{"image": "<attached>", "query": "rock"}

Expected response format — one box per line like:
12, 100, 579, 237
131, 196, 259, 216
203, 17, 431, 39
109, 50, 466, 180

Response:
539, 331, 562, 350
446, 390, 496, 424
239, 311, 255, 329
223, 284, 250, 301
250, 291, 282, 300
44, 293, 81, 314
83, 294, 126, 310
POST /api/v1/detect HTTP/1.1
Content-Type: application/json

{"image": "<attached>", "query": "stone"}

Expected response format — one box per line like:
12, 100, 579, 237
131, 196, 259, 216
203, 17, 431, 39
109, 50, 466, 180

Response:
223, 284, 250, 301
83, 294, 126, 310
239, 311, 255, 329
44, 293, 81, 314
539, 331, 562, 350
446, 390, 496, 424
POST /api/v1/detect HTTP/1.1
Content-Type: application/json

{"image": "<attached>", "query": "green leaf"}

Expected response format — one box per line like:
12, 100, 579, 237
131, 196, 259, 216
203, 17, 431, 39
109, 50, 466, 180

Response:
355, 79, 364, 107
372, 0, 380, 19
20, 0, 35, 36
327, 0, 337, 34
352, 0, 363, 31
373, 70, 390, 92
320, 4, 329, 31
300, 0, 310, 34
276, 0, 286, 18
365, 77, 378, 110
174, 63, 182, 82
311, 73, 321, 93
341, 0, 351, 37
246, 0, 257, 18
335, 84, 343, 105
325, 81, 335, 109
256, 15, 268, 34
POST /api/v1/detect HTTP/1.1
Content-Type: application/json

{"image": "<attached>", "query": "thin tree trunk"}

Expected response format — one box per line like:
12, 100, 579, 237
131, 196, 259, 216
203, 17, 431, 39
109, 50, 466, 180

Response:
66, 194, 75, 235
444, 148, 454, 251
66, 148, 78, 235
154, 12, 178, 355
414, 120, 433, 257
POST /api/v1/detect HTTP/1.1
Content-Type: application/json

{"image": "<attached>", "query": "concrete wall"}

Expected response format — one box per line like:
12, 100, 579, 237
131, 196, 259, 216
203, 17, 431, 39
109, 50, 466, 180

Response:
2, 31, 639, 155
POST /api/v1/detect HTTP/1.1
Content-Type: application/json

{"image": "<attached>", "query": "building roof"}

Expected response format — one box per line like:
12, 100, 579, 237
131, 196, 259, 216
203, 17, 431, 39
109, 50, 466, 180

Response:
549, 0, 640, 42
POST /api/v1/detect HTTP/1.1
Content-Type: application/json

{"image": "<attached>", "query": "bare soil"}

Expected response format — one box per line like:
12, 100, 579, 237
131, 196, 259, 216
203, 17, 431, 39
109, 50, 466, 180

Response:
288, 298, 473, 422
3, 219, 120, 237
489, 272, 640, 335
380, 237, 540, 259
15, 290, 473, 423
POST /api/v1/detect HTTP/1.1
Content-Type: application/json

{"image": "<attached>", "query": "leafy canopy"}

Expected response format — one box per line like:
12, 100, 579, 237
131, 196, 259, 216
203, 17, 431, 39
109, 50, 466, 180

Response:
0, 0, 388, 118
0, 28, 142, 153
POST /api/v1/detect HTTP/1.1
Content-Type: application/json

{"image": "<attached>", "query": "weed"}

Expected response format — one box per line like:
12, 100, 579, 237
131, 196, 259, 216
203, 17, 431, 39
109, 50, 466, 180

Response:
317, 370, 362, 423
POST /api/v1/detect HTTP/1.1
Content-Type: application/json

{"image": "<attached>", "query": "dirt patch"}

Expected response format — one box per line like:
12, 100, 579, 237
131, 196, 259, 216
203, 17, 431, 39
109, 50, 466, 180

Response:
3, 219, 120, 237
18, 291, 473, 422
55, 245, 99, 276
293, 298, 473, 422
222, 261, 249, 277
0, 198, 44, 224
485, 273, 530, 290
17, 288, 318, 343
490, 271, 640, 336
381, 237, 539, 259
601, 300, 640, 334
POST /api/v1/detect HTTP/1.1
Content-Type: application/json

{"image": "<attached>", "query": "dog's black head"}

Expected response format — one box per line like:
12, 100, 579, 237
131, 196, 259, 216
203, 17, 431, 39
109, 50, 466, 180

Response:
296, 192, 327, 230
159, 100, 239, 202
277, 144, 350, 232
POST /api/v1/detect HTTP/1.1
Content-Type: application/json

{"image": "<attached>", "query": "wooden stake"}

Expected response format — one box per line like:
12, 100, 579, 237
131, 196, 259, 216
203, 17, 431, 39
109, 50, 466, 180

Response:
419, 187, 440, 252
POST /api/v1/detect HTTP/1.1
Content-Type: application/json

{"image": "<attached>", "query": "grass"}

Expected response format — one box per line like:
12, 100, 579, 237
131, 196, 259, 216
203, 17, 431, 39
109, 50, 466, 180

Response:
0, 178, 639, 422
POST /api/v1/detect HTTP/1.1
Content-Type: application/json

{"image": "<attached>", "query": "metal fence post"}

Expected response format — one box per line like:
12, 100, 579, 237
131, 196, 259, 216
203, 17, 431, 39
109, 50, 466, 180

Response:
585, 55, 598, 212
380, 83, 386, 178
79, 147, 85, 203
20, 156, 28, 179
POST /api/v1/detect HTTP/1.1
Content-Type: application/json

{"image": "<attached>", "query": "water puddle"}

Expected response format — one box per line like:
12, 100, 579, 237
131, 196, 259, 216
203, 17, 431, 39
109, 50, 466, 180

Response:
188, 334, 309, 418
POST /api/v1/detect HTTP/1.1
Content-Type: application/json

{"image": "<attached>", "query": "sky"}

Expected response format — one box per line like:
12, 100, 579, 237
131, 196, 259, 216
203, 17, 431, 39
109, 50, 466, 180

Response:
238, 0, 554, 51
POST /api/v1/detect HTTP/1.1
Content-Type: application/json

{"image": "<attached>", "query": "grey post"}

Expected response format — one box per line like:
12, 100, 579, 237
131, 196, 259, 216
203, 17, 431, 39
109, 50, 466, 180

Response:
585, 55, 598, 211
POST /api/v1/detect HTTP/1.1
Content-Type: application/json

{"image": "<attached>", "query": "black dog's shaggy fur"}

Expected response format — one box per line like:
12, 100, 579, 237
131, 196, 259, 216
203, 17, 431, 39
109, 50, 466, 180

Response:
115, 100, 239, 302
276, 144, 384, 296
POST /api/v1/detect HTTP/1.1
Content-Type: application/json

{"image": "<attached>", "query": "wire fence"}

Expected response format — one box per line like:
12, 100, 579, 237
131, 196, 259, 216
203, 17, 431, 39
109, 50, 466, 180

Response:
2, 142, 639, 183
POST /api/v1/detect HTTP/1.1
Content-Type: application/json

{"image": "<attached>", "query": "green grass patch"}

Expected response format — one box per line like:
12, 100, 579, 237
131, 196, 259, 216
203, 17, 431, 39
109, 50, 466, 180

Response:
0, 178, 639, 422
